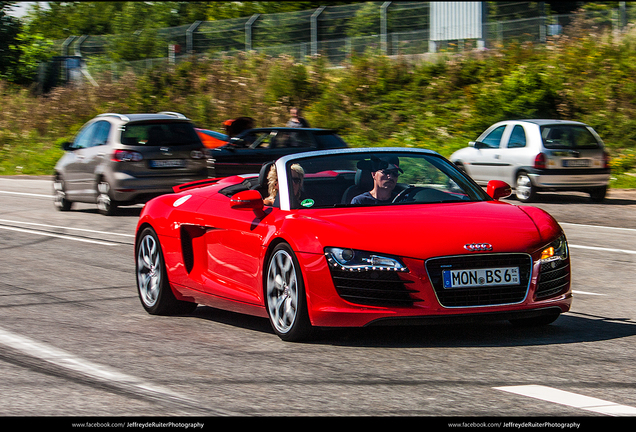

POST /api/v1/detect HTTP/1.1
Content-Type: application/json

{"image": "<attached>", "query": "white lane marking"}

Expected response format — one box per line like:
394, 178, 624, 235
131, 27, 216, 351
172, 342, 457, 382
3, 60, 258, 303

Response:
4, 190, 636, 253
0, 225, 118, 246
0, 190, 51, 198
572, 290, 606, 296
560, 222, 636, 233
0, 327, 200, 410
569, 244, 636, 255
0, 218, 134, 238
495, 385, 636, 416
0, 178, 51, 182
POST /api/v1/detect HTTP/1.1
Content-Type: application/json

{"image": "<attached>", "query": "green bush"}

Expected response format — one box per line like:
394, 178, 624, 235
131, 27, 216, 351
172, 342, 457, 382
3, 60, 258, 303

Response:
2, 13, 636, 180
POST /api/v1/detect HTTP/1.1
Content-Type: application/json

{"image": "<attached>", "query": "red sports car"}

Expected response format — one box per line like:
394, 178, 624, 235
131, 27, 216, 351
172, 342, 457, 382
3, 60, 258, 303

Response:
135, 148, 571, 341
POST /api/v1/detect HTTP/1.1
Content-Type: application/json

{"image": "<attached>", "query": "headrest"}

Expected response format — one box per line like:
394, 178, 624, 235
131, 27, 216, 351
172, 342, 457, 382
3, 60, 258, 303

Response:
355, 168, 374, 190
258, 161, 275, 189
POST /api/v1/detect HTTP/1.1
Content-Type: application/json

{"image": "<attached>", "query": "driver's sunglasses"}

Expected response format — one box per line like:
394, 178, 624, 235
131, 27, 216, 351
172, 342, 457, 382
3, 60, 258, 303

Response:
291, 177, 302, 184
380, 169, 400, 177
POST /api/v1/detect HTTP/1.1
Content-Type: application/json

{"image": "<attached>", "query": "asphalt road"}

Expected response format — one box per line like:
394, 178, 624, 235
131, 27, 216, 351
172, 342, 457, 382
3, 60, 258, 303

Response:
1, 176, 635, 422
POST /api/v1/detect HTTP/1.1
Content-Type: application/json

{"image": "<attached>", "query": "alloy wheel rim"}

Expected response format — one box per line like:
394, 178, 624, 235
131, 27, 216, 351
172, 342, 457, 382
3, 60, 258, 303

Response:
266, 250, 298, 334
53, 180, 66, 208
137, 234, 161, 308
516, 175, 532, 200
97, 181, 111, 212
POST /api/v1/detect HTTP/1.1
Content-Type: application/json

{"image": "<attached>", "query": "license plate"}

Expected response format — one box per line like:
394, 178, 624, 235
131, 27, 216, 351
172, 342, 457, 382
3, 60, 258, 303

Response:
563, 159, 590, 167
443, 267, 519, 289
150, 159, 186, 168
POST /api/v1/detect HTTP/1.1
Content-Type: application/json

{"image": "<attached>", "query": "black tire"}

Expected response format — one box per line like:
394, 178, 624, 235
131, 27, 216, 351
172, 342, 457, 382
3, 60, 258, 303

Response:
265, 243, 313, 342
509, 312, 560, 327
136, 227, 197, 315
53, 176, 73, 211
589, 186, 607, 202
97, 179, 119, 216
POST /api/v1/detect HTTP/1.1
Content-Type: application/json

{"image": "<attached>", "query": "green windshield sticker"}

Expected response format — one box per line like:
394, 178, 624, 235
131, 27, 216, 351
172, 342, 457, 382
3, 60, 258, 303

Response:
301, 199, 315, 208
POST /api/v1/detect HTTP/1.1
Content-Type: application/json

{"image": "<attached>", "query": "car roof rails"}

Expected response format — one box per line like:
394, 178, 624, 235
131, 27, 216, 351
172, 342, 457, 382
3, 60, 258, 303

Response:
158, 111, 188, 119
97, 113, 130, 122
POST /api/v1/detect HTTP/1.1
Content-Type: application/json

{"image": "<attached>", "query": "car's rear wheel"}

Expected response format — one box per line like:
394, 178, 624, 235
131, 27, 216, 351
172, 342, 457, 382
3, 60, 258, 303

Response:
515, 172, 537, 203
265, 243, 313, 342
589, 186, 607, 202
136, 227, 197, 315
53, 176, 73, 211
97, 179, 118, 216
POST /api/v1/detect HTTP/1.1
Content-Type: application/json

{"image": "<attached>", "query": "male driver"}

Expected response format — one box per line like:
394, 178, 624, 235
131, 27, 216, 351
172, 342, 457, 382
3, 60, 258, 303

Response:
351, 156, 403, 205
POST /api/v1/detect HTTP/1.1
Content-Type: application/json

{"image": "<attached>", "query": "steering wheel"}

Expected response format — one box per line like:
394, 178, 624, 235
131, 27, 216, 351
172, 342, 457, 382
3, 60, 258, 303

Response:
392, 186, 425, 203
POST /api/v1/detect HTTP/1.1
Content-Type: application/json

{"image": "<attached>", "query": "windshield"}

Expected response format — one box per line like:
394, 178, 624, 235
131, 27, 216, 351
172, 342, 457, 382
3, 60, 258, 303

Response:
283, 151, 490, 209
121, 121, 200, 146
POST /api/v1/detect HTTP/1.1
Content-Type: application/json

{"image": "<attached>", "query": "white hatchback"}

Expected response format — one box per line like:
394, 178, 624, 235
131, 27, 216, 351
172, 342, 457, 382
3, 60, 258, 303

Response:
450, 120, 610, 202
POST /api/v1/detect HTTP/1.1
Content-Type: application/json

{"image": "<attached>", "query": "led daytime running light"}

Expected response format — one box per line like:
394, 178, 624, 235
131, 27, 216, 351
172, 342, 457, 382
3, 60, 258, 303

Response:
325, 247, 407, 272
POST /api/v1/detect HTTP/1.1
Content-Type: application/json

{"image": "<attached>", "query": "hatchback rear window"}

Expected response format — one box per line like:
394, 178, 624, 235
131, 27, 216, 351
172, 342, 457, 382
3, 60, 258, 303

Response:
540, 125, 601, 149
121, 121, 200, 146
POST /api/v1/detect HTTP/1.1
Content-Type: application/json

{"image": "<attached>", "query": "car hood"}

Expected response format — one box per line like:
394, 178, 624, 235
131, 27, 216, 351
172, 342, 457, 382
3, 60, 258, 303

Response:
290, 201, 560, 259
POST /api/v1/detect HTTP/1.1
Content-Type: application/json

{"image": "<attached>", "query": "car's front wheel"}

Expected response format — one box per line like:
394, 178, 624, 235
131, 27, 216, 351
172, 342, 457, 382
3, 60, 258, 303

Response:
53, 176, 73, 211
515, 172, 537, 203
265, 243, 313, 342
136, 227, 197, 315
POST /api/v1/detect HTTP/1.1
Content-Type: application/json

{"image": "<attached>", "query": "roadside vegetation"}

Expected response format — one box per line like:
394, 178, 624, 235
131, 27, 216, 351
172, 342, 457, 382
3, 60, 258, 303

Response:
1, 12, 636, 187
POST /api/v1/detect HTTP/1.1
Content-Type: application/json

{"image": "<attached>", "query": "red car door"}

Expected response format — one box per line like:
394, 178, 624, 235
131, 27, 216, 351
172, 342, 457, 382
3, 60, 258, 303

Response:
190, 199, 278, 306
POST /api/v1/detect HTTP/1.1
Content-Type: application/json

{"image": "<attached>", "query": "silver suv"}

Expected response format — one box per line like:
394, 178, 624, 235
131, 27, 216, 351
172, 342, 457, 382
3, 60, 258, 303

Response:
450, 120, 610, 202
54, 112, 207, 215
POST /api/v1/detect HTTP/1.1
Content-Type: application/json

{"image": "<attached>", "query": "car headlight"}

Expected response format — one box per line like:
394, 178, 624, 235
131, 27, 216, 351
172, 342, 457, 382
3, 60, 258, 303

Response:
325, 247, 407, 272
540, 235, 569, 263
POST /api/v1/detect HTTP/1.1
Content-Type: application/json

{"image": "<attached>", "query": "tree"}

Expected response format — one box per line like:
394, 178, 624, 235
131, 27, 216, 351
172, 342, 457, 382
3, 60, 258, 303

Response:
5, 29, 55, 85
0, 2, 22, 79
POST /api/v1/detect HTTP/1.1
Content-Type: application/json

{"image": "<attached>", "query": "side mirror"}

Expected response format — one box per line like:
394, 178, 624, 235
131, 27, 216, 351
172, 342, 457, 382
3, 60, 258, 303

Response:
62, 141, 73, 151
230, 190, 264, 210
468, 141, 476, 147
229, 137, 245, 148
487, 180, 512, 201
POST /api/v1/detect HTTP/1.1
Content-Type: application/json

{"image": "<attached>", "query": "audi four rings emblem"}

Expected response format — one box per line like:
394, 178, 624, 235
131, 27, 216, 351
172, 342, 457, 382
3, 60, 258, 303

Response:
464, 243, 493, 252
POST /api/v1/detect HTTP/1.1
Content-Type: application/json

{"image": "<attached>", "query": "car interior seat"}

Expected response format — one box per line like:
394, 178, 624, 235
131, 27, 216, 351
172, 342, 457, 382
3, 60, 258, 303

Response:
341, 168, 373, 203
252, 161, 275, 198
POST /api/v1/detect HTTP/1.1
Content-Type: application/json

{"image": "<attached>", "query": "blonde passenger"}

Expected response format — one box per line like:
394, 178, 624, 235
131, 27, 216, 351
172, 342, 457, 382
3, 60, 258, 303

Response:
264, 163, 304, 207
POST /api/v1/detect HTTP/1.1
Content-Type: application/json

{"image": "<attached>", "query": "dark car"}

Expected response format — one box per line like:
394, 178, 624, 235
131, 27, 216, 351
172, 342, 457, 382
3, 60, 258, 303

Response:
54, 112, 208, 215
205, 127, 348, 178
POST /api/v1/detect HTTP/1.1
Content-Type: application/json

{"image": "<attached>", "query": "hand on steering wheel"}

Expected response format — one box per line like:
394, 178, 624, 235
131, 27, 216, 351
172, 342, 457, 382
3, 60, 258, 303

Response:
392, 186, 423, 203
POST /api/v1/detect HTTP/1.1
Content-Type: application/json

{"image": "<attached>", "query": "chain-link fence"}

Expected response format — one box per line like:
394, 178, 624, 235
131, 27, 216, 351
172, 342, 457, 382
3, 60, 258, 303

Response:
45, 2, 636, 84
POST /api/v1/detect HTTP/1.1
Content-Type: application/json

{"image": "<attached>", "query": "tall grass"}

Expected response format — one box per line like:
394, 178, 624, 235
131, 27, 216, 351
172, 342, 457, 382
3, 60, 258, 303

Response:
1, 13, 636, 186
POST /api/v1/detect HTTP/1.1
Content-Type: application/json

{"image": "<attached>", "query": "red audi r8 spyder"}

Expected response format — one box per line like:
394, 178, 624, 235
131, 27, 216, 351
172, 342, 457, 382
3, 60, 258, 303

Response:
135, 148, 571, 341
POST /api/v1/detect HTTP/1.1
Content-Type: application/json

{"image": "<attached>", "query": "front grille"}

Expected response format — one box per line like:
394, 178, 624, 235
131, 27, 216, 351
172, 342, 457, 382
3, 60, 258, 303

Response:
425, 254, 532, 307
329, 268, 417, 307
536, 259, 570, 299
